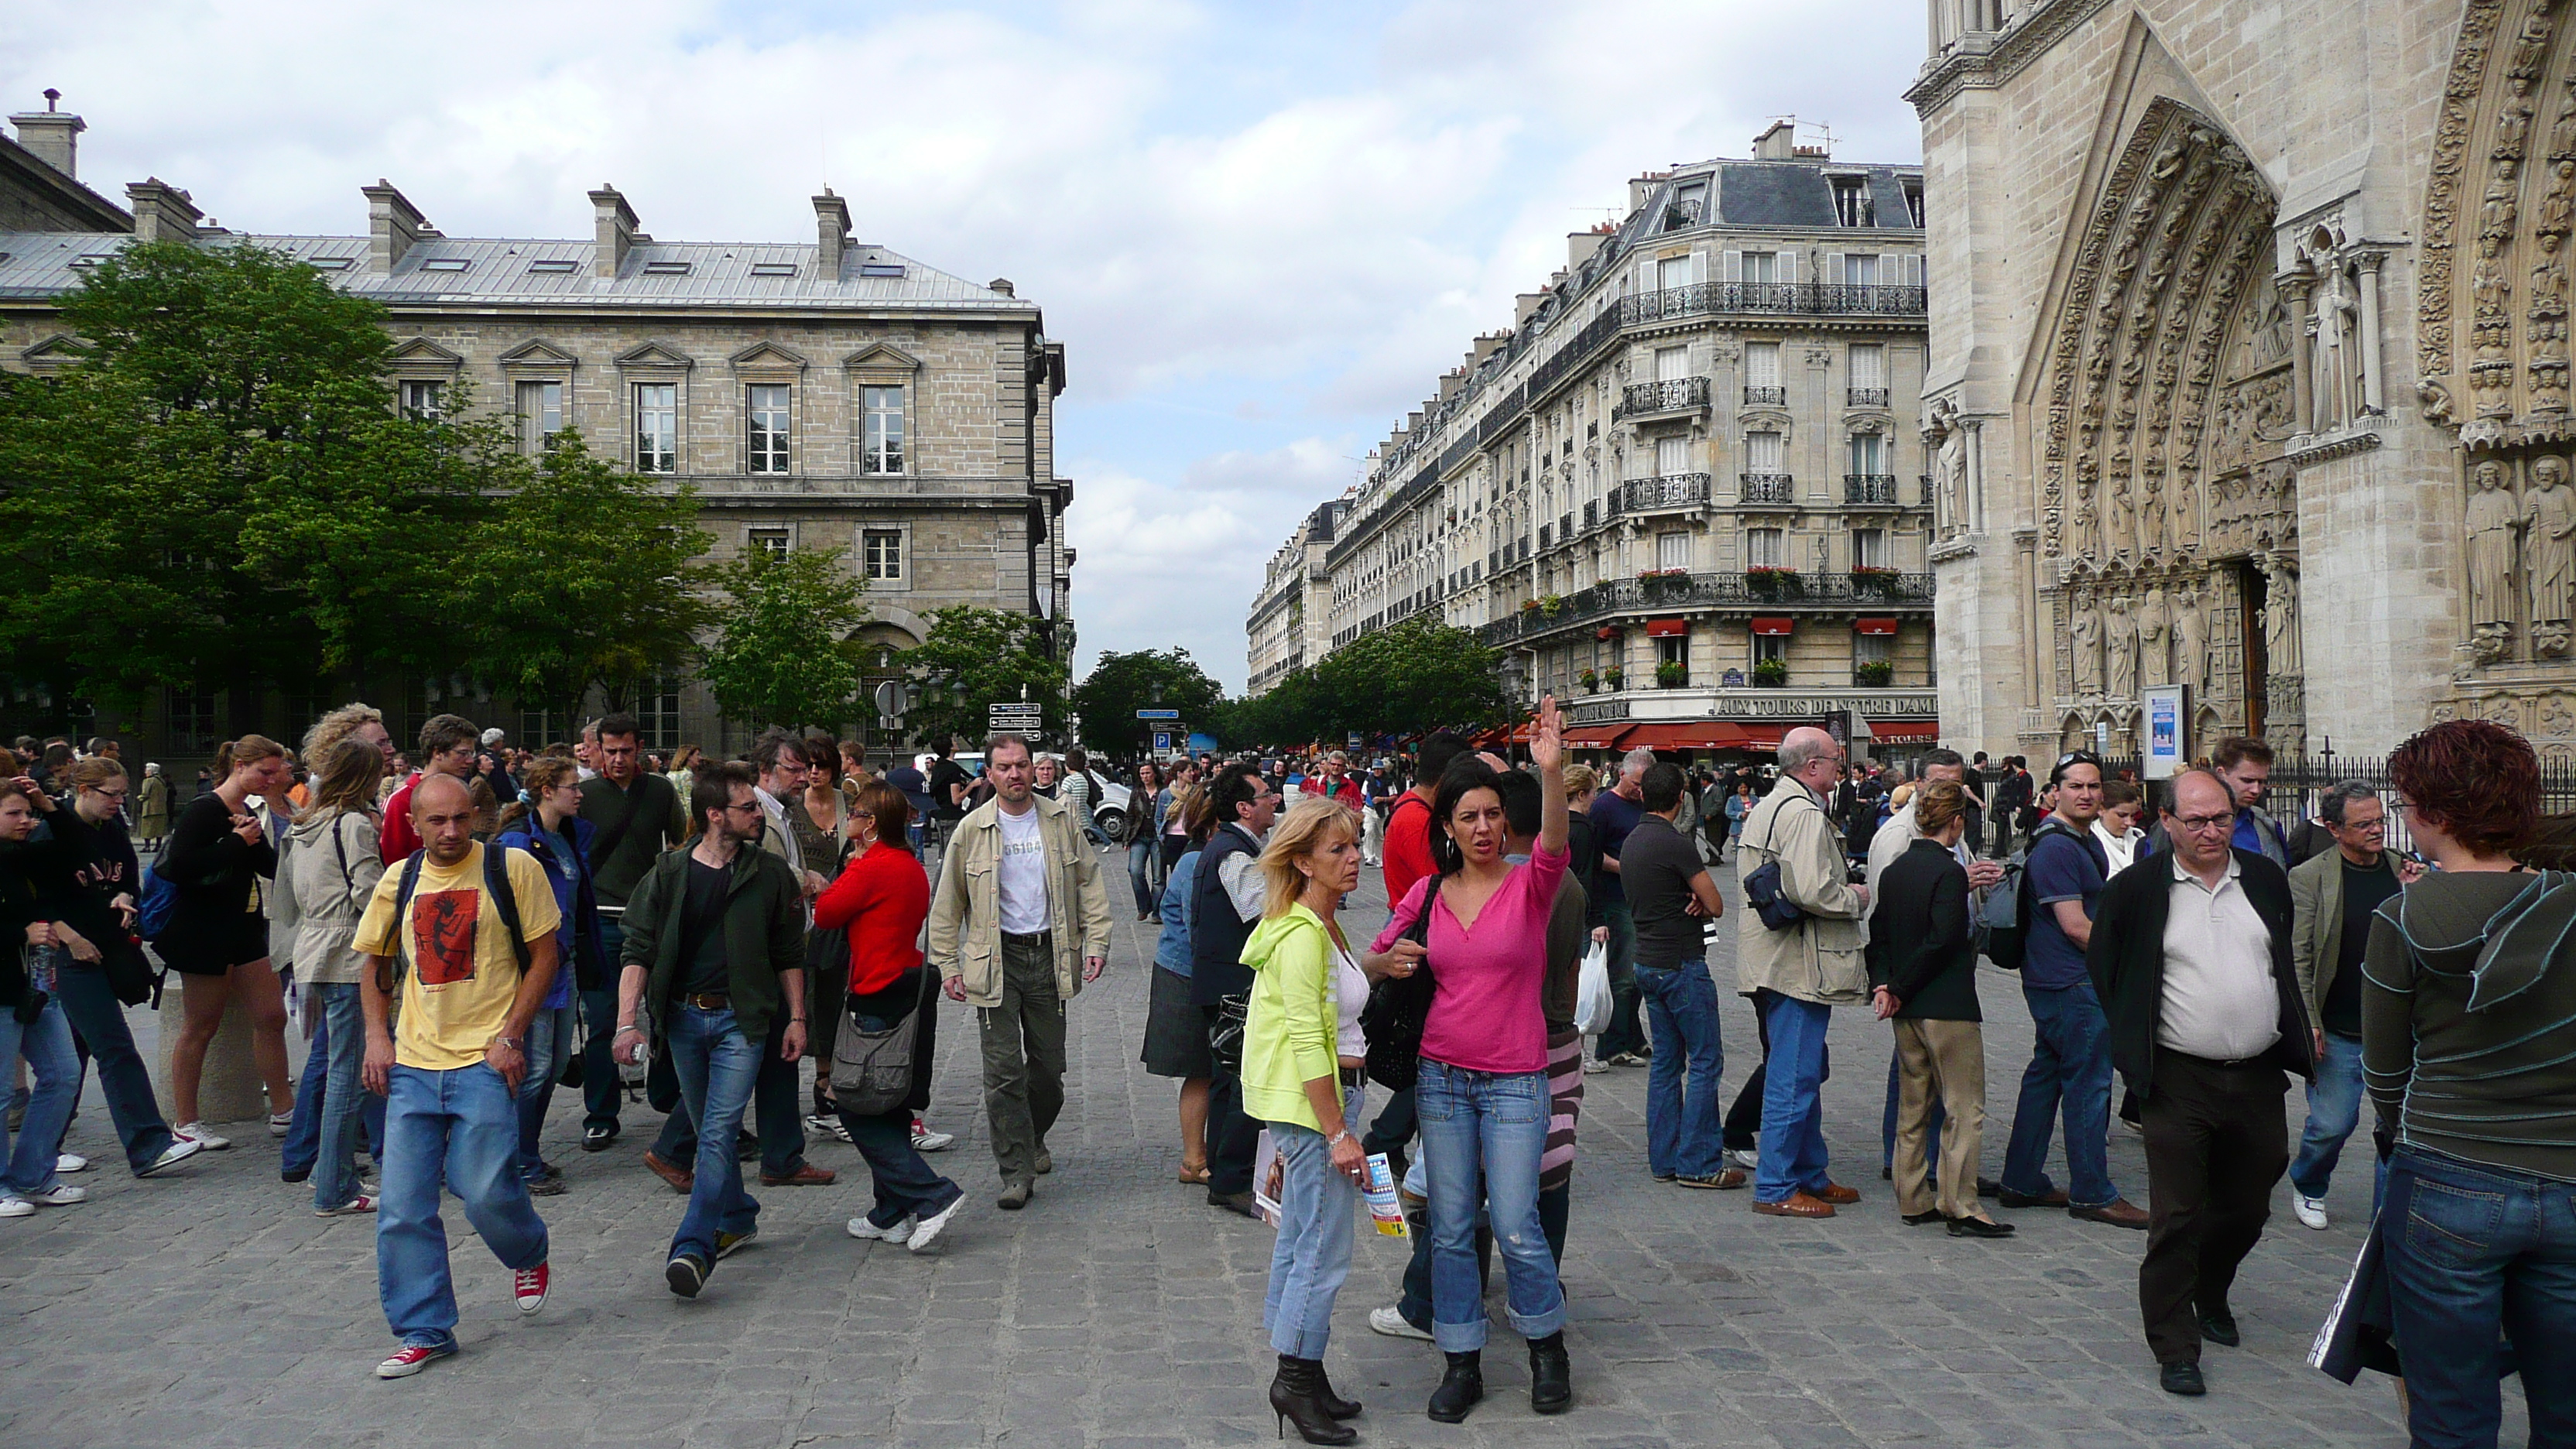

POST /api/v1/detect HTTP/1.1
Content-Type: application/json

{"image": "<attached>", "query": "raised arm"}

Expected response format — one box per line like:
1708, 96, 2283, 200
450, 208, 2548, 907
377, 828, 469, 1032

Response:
1533, 694, 1567, 858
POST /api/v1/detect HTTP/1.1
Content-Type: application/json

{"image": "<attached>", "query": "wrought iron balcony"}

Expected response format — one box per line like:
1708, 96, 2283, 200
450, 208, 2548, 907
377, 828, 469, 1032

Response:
1742, 385, 1786, 406
1607, 473, 1712, 517
1472, 568, 1936, 646
1582, 500, 1598, 529
1558, 511, 1574, 540
1617, 281, 1926, 327
1738, 472, 1795, 505
1843, 474, 1901, 505
1615, 376, 1711, 420
1538, 523, 1552, 549
1847, 387, 1890, 407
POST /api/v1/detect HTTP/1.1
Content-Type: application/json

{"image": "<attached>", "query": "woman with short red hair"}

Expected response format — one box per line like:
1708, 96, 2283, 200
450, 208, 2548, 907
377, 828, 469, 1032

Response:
2364, 718, 2573, 1447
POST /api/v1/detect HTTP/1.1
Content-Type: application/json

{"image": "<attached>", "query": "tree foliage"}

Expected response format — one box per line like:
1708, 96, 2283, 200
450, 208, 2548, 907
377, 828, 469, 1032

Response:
696, 546, 869, 731
895, 605, 1067, 751
1070, 648, 1225, 757
1221, 615, 1511, 747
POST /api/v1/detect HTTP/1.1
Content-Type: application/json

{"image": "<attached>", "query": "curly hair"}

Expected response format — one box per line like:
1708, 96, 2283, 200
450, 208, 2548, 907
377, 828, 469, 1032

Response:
2389, 718, 2540, 856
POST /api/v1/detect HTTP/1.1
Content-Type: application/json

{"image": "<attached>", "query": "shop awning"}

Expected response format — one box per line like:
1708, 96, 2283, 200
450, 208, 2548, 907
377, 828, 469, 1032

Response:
1619, 722, 1759, 752
1750, 617, 1795, 636
1563, 724, 1630, 748
1869, 719, 1941, 745
1855, 617, 1899, 635
1645, 617, 1690, 638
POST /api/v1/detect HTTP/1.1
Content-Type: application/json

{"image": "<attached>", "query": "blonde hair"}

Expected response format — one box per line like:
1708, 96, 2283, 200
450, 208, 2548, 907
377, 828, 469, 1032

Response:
1564, 763, 1599, 796
1259, 796, 1361, 919
303, 703, 384, 765
1914, 779, 1967, 835
213, 735, 286, 779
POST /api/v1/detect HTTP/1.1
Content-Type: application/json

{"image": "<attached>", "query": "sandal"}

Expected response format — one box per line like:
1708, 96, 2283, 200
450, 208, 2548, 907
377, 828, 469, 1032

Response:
1177, 1164, 1211, 1186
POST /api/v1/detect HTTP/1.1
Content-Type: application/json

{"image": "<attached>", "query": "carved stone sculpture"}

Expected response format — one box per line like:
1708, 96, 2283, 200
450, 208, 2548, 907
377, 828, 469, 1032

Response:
2108, 475, 2135, 559
2173, 584, 2207, 697
2467, 459, 2523, 664
1930, 403, 1968, 530
2259, 552, 2304, 677
2311, 264, 2357, 430
2106, 591, 2139, 699
2530, 456, 2576, 656
2071, 590, 2104, 697
2139, 586, 2172, 688
2139, 472, 2166, 555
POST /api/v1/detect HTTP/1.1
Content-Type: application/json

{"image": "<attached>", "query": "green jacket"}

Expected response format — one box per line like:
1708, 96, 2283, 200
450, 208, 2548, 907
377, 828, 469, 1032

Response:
580, 772, 692, 908
618, 844, 806, 1043
1241, 903, 1343, 1133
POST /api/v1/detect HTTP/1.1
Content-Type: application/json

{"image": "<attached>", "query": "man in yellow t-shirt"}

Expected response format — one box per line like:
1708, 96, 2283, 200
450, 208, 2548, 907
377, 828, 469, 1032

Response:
355, 773, 562, 1379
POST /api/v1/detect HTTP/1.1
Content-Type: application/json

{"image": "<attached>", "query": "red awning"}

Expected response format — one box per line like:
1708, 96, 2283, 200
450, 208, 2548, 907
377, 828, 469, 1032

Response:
1855, 617, 1899, 635
1750, 617, 1795, 636
1619, 722, 1759, 752
1563, 724, 1630, 748
1645, 617, 1690, 638
1869, 719, 1941, 745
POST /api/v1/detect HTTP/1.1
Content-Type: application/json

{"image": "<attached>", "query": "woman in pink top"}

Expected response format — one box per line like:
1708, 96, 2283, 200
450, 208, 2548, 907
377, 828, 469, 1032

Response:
1366, 695, 1572, 1424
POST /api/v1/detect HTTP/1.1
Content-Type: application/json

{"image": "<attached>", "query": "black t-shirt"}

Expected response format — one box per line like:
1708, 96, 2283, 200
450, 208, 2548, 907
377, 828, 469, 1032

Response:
2326, 856, 2402, 1036
1622, 814, 1711, 970
677, 855, 732, 995
926, 761, 970, 820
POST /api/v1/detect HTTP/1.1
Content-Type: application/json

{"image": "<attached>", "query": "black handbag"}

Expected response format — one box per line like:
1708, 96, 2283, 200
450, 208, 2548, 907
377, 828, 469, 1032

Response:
1360, 888, 1437, 1091
101, 934, 158, 1007
1209, 992, 1250, 1075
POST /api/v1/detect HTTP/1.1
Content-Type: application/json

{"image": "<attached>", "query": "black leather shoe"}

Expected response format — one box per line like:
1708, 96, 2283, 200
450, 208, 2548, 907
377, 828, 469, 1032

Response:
1269, 1355, 1357, 1445
2160, 1361, 2205, 1396
1427, 1350, 1483, 1423
1312, 1363, 1362, 1421
1975, 1176, 2006, 1198
581, 1124, 617, 1153
2197, 1305, 2241, 1347
1208, 1189, 1256, 1218
1947, 1215, 2016, 1238
1527, 1332, 1572, 1415
1901, 1210, 1948, 1226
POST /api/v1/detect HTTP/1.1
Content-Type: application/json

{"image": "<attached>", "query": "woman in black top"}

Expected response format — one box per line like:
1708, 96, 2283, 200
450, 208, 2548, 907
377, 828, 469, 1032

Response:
1867, 780, 2011, 1239
156, 735, 296, 1148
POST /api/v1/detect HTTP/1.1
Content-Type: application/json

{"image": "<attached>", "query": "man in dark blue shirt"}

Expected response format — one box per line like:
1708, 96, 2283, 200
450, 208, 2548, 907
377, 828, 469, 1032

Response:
1998, 752, 2148, 1228
1588, 750, 1653, 1066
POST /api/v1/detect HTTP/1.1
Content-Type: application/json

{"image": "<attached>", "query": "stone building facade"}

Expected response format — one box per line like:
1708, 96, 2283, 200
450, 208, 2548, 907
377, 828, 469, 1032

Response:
1909, 0, 2513, 759
1259, 123, 1939, 758
1246, 501, 1339, 697
0, 104, 1070, 762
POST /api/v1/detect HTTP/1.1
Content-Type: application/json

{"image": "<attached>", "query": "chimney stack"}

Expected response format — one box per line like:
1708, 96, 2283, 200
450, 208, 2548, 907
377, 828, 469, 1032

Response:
591, 184, 639, 278
362, 180, 432, 274
1568, 229, 1611, 269
10, 91, 84, 179
125, 179, 200, 243
988, 278, 1015, 297
814, 189, 849, 278
1753, 118, 1797, 160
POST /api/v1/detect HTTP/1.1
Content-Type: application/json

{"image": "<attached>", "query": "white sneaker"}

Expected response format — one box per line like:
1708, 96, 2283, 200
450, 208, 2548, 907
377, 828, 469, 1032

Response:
911, 1122, 956, 1153
269, 1110, 294, 1137
54, 1153, 87, 1174
137, 1138, 202, 1177
2293, 1194, 2330, 1231
1369, 1305, 1433, 1341
0, 1197, 31, 1218
317, 1194, 378, 1217
1727, 1148, 1760, 1172
847, 1214, 915, 1243
26, 1184, 85, 1206
174, 1122, 232, 1151
908, 1195, 966, 1254
1583, 1057, 1610, 1074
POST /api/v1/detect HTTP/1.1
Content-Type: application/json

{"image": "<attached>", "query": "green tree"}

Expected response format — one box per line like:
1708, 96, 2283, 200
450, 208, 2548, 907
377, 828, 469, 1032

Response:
896, 605, 1067, 751
1070, 648, 1225, 757
458, 430, 711, 724
696, 546, 868, 731
1242, 615, 1507, 743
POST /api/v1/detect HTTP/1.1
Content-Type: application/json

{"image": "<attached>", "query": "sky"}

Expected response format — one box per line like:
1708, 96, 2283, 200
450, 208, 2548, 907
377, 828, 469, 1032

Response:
5, 0, 1927, 693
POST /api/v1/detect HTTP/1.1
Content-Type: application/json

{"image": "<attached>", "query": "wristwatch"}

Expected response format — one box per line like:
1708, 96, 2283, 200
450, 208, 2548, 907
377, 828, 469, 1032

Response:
1326, 1129, 1352, 1148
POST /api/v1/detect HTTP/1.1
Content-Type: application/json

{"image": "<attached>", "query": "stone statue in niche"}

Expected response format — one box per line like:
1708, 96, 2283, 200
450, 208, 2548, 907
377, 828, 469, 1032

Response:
1929, 402, 1967, 531
2499, 77, 2539, 161
2106, 591, 2139, 699
2139, 586, 2172, 688
2071, 588, 2104, 697
2108, 474, 2135, 560
2540, 159, 2576, 238
2174, 584, 2207, 697
2245, 280, 2292, 371
2140, 471, 2167, 555
2528, 455, 2576, 656
2485, 159, 2524, 241
2258, 551, 2303, 677
2312, 265, 2358, 430
2467, 458, 2523, 666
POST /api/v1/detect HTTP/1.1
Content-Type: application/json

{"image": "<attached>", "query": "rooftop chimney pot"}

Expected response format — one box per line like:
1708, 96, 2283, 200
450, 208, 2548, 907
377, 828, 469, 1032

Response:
591, 184, 640, 279
813, 190, 851, 277
361, 181, 430, 275
126, 178, 201, 244
10, 101, 85, 179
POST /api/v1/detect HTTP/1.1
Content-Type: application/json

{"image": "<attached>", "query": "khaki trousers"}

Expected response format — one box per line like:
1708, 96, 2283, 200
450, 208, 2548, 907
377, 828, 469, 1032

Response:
1892, 1018, 1986, 1220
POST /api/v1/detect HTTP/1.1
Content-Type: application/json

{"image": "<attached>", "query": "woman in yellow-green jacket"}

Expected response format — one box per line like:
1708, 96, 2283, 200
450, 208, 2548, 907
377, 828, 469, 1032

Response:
1242, 795, 1413, 1445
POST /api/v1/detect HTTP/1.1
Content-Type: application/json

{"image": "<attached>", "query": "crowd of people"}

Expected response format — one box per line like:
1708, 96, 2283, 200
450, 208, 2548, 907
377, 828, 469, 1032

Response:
0, 706, 2567, 1447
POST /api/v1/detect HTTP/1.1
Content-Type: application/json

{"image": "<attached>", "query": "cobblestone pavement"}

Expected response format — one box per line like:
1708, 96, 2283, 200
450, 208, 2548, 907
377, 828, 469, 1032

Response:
0, 850, 2476, 1447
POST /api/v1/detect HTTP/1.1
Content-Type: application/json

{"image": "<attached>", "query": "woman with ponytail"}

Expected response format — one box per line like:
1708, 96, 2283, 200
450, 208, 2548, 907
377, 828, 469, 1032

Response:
158, 737, 296, 1149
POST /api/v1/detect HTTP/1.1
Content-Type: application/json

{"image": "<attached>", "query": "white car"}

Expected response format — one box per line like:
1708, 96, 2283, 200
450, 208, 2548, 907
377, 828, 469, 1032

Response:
1091, 779, 1135, 842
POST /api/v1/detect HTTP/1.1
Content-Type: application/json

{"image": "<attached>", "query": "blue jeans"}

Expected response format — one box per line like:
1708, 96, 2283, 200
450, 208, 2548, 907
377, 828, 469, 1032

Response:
1755, 991, 1834, 1203
1595, 902, 1645, 1059
378, 1063, 550, 1349
578, 917, 626, 1132
1126, 834, 1160, 917
306, 984, 372, 1210
1883, 1045, 1944, 1176
0, 1000, 77, 1197
516, 1002, 576, 1180
2002, 981, 2119, 1209
655, 1012, 803, 1178
1264, 1085, 1362, 1358
665, 1003, 762, 1264
2385, 1149, 2576, 1449
841, 1105, 961, 1231
1416, 1058, 1564, 1352
1636, 962, 1725, 1180
283, 991, 385, 1180
52, 963, 179, 1173
2289, 1031, 2364, 1199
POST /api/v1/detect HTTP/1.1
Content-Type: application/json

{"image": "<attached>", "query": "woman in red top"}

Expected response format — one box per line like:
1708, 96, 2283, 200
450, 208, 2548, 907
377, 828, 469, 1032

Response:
811, 782, 965, 1253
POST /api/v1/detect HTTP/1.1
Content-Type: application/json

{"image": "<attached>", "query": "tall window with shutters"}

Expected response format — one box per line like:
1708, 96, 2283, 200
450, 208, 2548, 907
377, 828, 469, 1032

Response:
1745, 430, 1784, 474
516, 381, 563, 453
1746, 527, 1785, 569
1842, 254, 1882, 286
1656, 530, 1690, 571
1848, 344, 1886, 406
1745, 342, 1782, 405
1656, 435, 1690, 478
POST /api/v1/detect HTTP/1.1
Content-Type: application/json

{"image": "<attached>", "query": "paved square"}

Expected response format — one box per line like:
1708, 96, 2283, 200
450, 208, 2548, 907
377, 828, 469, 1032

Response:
0, 857, 2462, 1447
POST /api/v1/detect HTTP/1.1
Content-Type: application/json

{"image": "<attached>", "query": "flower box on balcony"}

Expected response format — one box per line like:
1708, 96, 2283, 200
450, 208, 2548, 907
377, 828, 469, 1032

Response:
1746, 567, 1802, 599
1637, 567, 1689, 581
1578, 669, 1599, 693
1848, 566, 1899, 597
1655, 661, 1687, 687
1539, 594, 1566, 618
1852, 660, 1893, 687
1603, 667, 1625, 690
1752, 659, 1789, 687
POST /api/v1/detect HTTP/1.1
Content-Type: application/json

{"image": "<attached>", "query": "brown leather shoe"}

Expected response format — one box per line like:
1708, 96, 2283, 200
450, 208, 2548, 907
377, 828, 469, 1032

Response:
2072, 1197, 2150, 1230
1810, 1182, 1862, 1205
1997, 1186, 2071, 1208
642, 1150, 693, 1194
1752, 1191, 1837, 1218
760, 1163, 838, 1187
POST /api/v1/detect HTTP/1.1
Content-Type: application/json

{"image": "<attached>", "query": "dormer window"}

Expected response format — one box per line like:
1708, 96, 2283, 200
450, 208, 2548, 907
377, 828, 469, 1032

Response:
1664, 180, 1708, 231
1831, 176, 1872, 227
1903, 182, 1925, 228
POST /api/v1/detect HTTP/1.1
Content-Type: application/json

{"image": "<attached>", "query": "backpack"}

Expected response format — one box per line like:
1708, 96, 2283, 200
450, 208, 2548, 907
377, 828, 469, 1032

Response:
135, 865, 180, 944
1983, 818, 2081, 973
379, 844, 533, 993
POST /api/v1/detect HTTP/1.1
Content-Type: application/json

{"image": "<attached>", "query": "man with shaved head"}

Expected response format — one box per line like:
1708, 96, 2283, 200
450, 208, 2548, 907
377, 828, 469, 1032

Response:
355, 771, 565, 1379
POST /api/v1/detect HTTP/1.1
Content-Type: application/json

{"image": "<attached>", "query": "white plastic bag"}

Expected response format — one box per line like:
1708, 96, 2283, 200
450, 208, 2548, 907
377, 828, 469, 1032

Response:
1574, 940, 1612, 1036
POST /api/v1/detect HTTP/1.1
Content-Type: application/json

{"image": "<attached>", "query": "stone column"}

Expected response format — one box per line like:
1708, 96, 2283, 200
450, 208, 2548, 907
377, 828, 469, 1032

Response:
1965, 418, 1985, 532
2282, 271, 2317, 434
152, 975, 271, 1125
2356, 250, 2388, 414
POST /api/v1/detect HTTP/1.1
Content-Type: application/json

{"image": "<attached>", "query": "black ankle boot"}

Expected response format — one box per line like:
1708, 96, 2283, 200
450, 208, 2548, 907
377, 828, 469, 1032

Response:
1270, 1355, 1357, 1445
1426, 1350, 1484, 1423
1528, 1331, 1572, 1415
1311, 1362, 1362, 1420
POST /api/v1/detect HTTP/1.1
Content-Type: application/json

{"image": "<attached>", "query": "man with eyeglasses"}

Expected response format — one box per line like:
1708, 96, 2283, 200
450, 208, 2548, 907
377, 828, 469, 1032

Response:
1997, 752, 2150, 1230
2283, 781, 2419, 1231
2085, 769, 2314, 1396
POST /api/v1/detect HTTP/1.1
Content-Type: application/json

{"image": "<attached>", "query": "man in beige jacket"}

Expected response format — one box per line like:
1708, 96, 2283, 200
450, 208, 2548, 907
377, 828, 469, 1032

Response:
929, 734, 1114, 1208
1735, 727, 1871, 1218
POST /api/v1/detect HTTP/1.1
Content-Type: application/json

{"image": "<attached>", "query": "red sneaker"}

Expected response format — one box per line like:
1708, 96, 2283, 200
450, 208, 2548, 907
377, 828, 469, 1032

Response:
375, 1342, 457, 1379
513, 1262, 550, 1315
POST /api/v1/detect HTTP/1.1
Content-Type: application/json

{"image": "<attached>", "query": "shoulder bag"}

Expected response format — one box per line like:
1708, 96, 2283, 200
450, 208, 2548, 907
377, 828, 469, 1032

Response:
830, 944, 919, 1117
1360, 886, 1438, 1091
1743, 794, 1819, 932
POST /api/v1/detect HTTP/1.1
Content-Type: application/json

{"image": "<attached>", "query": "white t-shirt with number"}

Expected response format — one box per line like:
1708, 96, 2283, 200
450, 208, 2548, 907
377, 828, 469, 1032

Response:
996, 804, 1050, 935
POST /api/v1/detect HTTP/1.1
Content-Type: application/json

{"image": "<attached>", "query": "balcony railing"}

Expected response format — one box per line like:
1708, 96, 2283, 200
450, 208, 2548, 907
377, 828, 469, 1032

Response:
1847, 387, 1889, 407
1608, 473, 1712, 516
1582, 500, 1598, 529
1474, 569, 1934, 646
1615, 376, 1711, 419
1538, 523, 1551, 549
1742, 385, 1786, 406
1844, 473, 1901, 505
1738, 472, 1795, 505
1619, 281, 1927, 326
